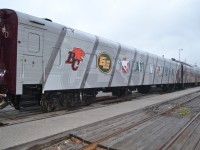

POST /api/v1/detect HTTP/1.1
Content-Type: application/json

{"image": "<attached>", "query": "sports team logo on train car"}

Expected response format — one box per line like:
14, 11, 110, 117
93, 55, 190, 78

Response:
119, 58, 130, 73
65, 47, 85, 71
97, 52, 112, 74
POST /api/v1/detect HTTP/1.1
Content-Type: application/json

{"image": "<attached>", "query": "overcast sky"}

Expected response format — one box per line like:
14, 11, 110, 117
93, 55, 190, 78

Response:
2, 0, 200, 66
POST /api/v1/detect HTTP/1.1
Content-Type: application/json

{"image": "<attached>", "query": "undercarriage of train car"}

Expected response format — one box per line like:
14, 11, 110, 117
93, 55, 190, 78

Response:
40, 89, 97, 112
1, 83, 99, 112
0, 82, 199, 111
0, 83, 133, 112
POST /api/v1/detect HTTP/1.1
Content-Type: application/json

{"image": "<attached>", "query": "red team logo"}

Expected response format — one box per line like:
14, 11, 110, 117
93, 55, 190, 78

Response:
65, 48, 85, 71
119, 58, 130, 73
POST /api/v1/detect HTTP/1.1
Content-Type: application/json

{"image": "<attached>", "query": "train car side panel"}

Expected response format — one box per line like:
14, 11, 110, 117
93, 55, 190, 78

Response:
43, 28, 97, 91
153, 57, 165, 85
130, 51, 147, 86
161, 59, 171, 84
84, 38, 118, 88
168, 61, 176, 84
143, 53, 157, 85
111, 46, 135, 87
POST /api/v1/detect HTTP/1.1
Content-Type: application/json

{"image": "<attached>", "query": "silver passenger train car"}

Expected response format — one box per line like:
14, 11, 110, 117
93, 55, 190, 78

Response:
0, 9, 200, 112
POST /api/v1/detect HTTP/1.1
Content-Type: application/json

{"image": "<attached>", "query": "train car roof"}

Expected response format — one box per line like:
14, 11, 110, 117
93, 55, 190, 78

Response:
15, 10, 63, 30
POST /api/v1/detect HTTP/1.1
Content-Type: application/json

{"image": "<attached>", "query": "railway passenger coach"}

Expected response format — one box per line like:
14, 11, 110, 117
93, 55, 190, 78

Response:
0, 9, 200, 112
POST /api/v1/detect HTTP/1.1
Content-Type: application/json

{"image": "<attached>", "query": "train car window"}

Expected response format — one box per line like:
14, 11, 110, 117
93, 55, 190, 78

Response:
171, 69, 174, 75
156, 66, 163, 76
165, 67, 168, 76
168, 68, 171, 76
164, 67, 166, 76
159, 67, 163, 76
134, 61, 144, 72
149, 64, 154, 74
134, 62, 139, 72
156, 66, 160, 74
140, 62, 144, 72
28, 33, 40, 53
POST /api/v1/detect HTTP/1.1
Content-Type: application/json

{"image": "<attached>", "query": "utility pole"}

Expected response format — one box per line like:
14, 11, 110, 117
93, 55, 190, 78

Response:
178, 49, 183, 62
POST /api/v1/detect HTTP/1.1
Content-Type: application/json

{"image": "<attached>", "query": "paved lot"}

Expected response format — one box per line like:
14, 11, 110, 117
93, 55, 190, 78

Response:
1, 87, 200, 149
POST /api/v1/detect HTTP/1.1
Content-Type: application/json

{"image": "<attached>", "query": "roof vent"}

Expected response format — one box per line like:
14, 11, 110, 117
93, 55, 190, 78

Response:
171, 58, 176, 61
44, 18, 52, 22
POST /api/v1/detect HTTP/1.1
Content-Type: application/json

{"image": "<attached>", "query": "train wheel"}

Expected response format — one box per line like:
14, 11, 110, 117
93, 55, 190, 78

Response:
112, 90, 120, 97
80, 92, 97, 106
40, 93, 60, 112
40, 96, 48, 112
40, 97, 55, 112
13, 95, 21, 110
162, 85, 169, 92
168, 85, 175, 92
137, 86, 150, 94
112, 88, 131, 97
46, 99, 56, 112
82, 96, 91, 106
0, 97, 7, 109
40, 91, 96, 112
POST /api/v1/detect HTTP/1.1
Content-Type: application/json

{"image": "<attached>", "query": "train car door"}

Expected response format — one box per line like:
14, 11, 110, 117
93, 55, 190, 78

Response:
22, 27, 43, 84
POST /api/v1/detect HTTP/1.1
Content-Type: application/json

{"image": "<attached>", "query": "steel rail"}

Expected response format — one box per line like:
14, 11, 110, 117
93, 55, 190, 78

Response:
80, 94, 200, 150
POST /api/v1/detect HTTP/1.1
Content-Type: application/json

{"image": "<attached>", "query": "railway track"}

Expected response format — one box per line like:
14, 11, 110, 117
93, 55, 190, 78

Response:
161, 111, 200, 150
160, 97, 200, 150
0, 92, 158, 127
42, 91, 200, 150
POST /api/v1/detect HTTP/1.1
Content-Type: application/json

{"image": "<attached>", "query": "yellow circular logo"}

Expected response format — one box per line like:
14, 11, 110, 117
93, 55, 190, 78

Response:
97, 52, 112, 74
